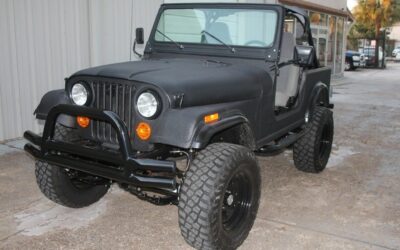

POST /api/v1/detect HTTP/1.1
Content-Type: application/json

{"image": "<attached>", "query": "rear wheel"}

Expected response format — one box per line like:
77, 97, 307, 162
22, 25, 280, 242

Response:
178, 143, 261, 250
35, 124, 110, 208
293, 107, 334, 173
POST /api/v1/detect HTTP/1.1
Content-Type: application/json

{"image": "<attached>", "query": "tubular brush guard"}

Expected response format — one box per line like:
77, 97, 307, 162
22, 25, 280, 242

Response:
24, 104, 177, 190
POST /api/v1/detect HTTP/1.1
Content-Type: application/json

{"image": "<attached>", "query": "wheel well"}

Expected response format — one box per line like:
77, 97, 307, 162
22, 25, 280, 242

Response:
210, 123, 256, 150
316, 91, 329, 107
307, 83, 330, 121
313, 83, 330, 107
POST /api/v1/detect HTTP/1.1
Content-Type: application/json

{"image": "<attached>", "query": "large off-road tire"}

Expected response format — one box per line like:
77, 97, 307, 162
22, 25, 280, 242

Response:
293, 106, 334, 173
178, 143, 261, 250
35, 124, 110, 208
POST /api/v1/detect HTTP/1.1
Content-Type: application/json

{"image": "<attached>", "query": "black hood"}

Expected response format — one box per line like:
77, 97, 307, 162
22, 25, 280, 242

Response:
72, 58, 270, 107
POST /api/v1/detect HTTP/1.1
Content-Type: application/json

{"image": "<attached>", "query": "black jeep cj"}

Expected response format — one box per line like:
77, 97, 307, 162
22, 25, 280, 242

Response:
24, 3, 334, 249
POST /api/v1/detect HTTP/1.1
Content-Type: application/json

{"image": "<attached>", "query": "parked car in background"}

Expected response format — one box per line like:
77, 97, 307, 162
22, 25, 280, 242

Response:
395, 52, 400, 62
392, 46, 400, 57
345, 50, 361, 71
360, 47, 383, 67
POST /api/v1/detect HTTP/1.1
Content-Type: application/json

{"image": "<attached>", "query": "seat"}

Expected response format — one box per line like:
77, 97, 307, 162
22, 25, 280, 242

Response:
204, 22, 232, 44
275, 32, 301, 107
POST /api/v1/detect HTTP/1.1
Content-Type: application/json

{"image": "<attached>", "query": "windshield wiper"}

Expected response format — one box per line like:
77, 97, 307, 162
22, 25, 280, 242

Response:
156, 29, 184, 50
201, 30, 235, 54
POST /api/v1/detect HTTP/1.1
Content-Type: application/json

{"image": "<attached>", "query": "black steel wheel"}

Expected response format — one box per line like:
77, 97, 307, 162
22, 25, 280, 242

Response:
318, 122, 333, 164
293, 106, 334, 173
179, 143, 261, 250
222, 168, 254, 234
35, 124, 110, 208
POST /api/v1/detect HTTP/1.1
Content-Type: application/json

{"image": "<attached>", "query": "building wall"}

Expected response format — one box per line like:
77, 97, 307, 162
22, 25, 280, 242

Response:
0, 0, 91, 141
304, 0, 347, 11
165, 0, 274, 3
165, 0, 346, 9
0, 0, 162, 141
88, 0, 162, 66
389, 22, 400, 47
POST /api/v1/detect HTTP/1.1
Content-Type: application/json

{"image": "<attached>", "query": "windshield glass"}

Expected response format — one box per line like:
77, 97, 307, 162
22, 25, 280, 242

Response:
154, 8, 278, 48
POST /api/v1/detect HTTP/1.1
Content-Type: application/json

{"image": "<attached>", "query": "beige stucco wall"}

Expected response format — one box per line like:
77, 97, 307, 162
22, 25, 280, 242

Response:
302, 0, 347, 11
165, 0, 347, 10
389, 22, 400, 44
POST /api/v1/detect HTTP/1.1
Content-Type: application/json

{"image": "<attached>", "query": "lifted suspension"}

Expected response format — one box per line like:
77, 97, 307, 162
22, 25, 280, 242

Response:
120, 184, 179, 206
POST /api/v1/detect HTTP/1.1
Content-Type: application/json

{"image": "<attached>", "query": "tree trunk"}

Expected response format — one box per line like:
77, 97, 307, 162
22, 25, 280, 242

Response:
375, 21, 382, 68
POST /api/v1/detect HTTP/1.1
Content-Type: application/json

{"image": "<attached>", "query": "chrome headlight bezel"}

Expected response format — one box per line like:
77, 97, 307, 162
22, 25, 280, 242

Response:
70, 82, 92, 106
136, 90, 161, 119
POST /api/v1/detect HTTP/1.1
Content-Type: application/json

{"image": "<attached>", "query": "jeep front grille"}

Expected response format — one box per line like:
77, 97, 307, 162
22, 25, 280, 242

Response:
90, 80, 136, 144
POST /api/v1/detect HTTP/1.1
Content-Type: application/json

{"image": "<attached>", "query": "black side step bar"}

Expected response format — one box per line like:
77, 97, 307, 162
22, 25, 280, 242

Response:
256, 130, 305, 156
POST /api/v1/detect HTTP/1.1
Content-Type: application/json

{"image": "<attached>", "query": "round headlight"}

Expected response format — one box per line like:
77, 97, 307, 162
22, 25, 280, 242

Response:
137, 92, 159, 118
71, 83, 88, 106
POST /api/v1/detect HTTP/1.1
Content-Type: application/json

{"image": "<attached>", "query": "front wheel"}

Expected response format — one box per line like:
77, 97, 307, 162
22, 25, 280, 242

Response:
35, 161, 110, 208
178, 143, 261, 250
35, 124, 110, 208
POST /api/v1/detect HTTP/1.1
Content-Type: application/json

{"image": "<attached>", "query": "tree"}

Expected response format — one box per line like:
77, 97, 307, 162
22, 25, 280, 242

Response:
351, 0, 400, 67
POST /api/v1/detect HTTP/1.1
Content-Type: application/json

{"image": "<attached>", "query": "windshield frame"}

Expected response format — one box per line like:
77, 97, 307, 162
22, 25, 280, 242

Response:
146, 3, 284, 60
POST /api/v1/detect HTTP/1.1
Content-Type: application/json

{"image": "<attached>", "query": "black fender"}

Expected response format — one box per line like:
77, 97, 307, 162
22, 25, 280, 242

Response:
190, 115, 255, 149
34, 89, 75, 127
308, 82, 330, 117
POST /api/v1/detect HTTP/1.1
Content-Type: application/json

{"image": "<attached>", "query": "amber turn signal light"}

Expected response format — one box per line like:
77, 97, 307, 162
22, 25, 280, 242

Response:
77, 116, 90, 128
136, 122, 152, 140
204, 113, 219, 124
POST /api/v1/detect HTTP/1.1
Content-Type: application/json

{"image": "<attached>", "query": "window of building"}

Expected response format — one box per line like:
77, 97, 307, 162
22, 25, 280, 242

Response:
309, 11, 329, 67
310, 12, 328, 27
327, 16, 337, 71
284, 14, 309, 46
335, 17, 344, 74
284, 15, 295, 33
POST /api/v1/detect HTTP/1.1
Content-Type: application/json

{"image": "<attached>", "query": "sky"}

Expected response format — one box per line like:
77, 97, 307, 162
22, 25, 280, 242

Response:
348, 0, 358, 11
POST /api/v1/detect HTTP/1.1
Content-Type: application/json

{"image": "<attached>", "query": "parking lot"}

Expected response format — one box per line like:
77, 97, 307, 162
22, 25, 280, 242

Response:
1, 64, 399, 250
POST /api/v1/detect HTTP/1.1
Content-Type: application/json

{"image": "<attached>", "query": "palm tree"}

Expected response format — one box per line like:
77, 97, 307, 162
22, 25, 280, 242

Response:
353, 0, 400, 67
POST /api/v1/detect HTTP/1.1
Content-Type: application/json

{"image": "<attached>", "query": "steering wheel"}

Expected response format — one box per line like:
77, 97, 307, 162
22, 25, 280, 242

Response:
244, 40, 268, 47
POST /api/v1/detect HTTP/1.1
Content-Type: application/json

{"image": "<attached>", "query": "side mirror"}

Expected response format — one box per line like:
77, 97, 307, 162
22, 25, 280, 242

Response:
135, 27, 144, 44
294, 45, 314, 67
